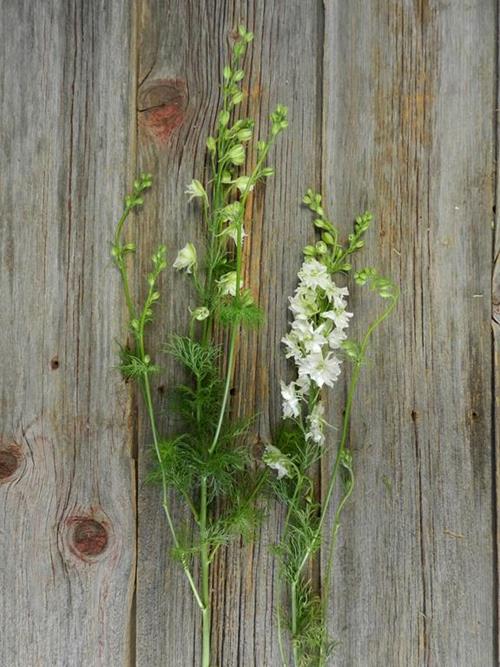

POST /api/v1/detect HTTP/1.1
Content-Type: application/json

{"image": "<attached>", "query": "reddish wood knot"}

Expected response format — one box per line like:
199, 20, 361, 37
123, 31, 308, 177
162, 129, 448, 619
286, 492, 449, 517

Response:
0, 445, 21, 481
138, 78, 187, 145
72, 519, 108, 557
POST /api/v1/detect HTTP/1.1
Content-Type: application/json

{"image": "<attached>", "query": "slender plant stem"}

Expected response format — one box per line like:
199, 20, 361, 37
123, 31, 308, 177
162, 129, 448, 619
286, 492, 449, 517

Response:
114, 208, 137, 321
200, 477, 211, 667
290, 580, 299, 667
208, 144, 272, 455
141, 369, 205, 611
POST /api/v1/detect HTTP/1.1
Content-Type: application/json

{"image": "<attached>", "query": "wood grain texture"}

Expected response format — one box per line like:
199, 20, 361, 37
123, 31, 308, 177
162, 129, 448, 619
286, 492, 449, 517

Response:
1, 1, 498, 665
0, 1, 136, 665
323, 1, 497, 666
135, 1, 322, 665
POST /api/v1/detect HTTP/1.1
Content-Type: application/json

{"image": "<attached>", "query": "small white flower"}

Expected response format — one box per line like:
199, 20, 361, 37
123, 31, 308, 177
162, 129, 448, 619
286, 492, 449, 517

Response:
288, 287, 319, 320
329, 285, 349, 309
322, 309, 353, 330
295, 373, 311, 396
298, 352, 342, 388
306, 401, 326, 445
185, 179, 207, 203
221, 222, 247, 245
263, 445, 293, 479
298, 259, 333, 292
282, 332, 303, 361
280, 380, 301, 419
173, 243, 197, 273
191, 306, 210, 321
291, 319, 327, 355
327, 327, 348, 350
217, 271, 242, 296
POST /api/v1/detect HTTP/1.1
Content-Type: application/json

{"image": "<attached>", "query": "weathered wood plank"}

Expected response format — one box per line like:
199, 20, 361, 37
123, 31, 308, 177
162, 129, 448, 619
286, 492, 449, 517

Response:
323, 1, 497, 665
135, 1, 322, 665
0, 1, 136, 665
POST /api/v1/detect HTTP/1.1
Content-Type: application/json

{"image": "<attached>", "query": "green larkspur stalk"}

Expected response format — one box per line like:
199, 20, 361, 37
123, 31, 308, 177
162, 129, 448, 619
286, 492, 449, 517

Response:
112, 26, 286, 667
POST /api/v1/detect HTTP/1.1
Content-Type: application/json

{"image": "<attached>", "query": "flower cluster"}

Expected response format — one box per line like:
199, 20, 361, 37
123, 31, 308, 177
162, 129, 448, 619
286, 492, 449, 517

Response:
278, 257, 352, 448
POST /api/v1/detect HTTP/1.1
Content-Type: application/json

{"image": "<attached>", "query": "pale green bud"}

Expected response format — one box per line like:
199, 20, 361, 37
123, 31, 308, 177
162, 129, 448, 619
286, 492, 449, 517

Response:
227, 144, 245, 165
191, 306, 210, 321
206, 136, 216, 152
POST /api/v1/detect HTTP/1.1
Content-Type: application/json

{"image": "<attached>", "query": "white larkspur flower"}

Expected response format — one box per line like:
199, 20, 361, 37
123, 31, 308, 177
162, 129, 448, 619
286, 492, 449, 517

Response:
221, 222, 247, 245
288, 287, 319, 320
291, 319, 327, 355
185, 179, 207, 203
323, 282, 348, 307
298, 351, 342, 388
327, 327, 348, 350
282, 331, 303, 361
306, 401, 326, 445
263, 445, 293, 479
280, 380, 301, 419
297, 258, 333, 292
295, 373, 311, 396
217, 271, 242, 296
322, 308, 353, 330
173, 243, 197, 273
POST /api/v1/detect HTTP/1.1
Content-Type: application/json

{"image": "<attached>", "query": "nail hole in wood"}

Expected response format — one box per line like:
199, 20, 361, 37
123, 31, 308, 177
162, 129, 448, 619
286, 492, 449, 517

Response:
50, 356, 59, 370
411, 410, 418, 422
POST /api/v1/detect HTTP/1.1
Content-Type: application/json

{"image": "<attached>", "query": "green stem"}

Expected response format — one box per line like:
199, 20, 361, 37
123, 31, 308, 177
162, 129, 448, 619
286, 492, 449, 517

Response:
291, 580, 299, 667
200, 477, 211, 667
293, 292, 398, 584
141, 370, 205, 611
208, 144, 273, 456
114, 207, 136, 321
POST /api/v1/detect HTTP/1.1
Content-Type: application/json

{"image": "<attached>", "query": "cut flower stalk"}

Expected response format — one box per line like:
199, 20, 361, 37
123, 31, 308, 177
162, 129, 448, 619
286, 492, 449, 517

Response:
112, 26, 286, 667
265, 191, 398, 666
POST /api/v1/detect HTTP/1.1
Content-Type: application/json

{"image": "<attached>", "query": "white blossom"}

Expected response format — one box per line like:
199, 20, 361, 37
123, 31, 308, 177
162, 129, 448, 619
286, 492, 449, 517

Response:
263, 445, 293, 479
288, 287, 319, 320
322, 309, 353, 330
279, 255, 352, 456
217, 271, 242, 296
280, 380, 301, 419
297, 351, 341, 388
306, 402, 326, 445
185, 179, 207, 202
173, 243, 197, 273
297, 259, 332, 292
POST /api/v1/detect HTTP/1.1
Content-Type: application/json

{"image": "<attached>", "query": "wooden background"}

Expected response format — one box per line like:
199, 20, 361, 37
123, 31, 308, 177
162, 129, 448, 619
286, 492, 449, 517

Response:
0, 1, 497, 665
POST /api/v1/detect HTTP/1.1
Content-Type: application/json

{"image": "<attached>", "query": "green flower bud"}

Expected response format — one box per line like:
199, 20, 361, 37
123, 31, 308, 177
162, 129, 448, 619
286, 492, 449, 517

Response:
219, 110, 230, 126
206, 136, 216, 153
191, 306, 210, 321
227, 144, 245, 166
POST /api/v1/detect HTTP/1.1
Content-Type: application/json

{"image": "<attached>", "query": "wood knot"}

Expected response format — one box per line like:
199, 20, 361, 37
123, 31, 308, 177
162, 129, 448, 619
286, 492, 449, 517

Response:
0, 443, 22, 482
138, 78, 187, 145
70, 518, 108, 558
